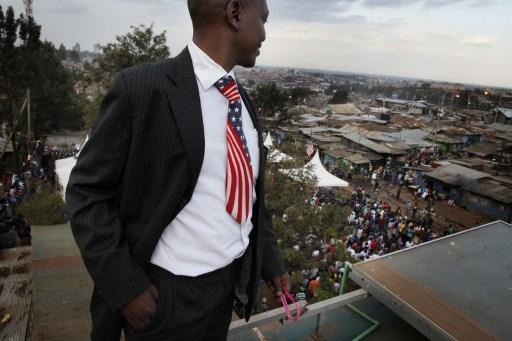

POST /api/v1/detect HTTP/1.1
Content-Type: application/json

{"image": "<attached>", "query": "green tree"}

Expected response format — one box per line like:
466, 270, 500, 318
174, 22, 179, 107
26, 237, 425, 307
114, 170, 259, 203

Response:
93, 24, 170, 87
28, 41, 84, 132
83, 24, 170, 126
264, 141, 350, 297
3, 6, 17, 48
252, 82, 288, 118
0, 7, 84, 169
329, 87, 350, 104
57, 43, 67, 60
289, 86, 312, 106
69, 49, 80, 62
0, 7, 24, 168
0, 6, 4, 38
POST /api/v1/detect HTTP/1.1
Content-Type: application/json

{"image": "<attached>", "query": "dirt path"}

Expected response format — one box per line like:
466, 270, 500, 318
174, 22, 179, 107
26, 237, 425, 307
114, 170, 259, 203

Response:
31, 224, 93, 341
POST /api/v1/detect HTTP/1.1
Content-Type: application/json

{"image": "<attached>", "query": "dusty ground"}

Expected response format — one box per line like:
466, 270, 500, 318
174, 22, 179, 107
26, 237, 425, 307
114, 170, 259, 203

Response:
31, 224, 93, 341
350, 179, 493, 234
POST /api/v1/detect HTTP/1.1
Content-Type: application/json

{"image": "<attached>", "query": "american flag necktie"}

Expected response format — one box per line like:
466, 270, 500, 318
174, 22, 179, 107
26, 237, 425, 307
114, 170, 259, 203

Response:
214, 75, 254, 225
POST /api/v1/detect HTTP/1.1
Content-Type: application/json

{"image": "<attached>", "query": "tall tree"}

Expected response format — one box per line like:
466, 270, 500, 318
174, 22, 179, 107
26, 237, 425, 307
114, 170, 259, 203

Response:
264, 141, 350, 297
68, 49, 80, 62
0, 6, 21, 140
93, 24, 170, 87
329, 86, 350, 104
57, 43, 67, 60
0, 6, 5, 43
83, 24, 170, 127
252, 82, 288, 118
289, 86, 312, 106
0, 7, 84, 169
3, 6, 17, 49
27, 41, 84, 132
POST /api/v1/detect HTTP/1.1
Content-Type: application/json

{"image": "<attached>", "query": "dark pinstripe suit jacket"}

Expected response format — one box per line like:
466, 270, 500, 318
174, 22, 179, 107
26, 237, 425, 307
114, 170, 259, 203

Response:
66, 48, 285, 338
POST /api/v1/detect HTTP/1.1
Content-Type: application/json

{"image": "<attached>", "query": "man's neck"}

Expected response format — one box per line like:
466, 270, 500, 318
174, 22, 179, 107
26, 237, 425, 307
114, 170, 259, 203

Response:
192, 35, 236, 72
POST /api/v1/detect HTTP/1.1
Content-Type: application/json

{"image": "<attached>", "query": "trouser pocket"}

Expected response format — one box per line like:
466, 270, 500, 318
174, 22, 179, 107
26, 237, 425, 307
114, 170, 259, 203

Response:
139, 265, 176, 339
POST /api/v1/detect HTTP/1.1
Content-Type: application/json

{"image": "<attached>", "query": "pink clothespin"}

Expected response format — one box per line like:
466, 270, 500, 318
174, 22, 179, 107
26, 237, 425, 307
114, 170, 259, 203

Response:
279, 287, 302, 322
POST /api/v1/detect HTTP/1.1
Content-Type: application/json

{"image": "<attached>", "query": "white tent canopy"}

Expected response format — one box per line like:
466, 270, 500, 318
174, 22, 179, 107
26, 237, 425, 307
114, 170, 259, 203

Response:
55, 134, 89, 201
264, 132, 294, 163
306, 151, 349, 187
281, 151, 349, 188
269, 149, 293, 163
55, 157, 77, 201
264, 133, 274, 148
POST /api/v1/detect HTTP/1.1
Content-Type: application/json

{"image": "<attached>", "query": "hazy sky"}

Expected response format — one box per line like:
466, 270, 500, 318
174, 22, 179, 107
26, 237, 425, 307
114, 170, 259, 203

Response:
3, 0, 511, 88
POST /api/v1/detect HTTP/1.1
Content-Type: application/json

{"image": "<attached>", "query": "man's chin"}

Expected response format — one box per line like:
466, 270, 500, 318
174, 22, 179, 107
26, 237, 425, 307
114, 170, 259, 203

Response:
240, 58, 257, 68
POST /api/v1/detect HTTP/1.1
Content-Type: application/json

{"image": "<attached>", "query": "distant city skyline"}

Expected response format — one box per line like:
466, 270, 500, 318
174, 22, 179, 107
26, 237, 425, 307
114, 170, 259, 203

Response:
2, 0, 511, 89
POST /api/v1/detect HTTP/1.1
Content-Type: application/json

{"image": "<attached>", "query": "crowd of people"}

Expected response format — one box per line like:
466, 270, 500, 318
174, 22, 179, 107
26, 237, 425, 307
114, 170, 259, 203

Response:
288, 158, 462, 301
344, 184, 456, 262
0, 138, 66, 247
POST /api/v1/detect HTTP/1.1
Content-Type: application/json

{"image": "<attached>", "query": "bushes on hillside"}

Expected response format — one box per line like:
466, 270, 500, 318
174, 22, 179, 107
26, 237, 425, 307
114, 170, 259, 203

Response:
17, 187, 67, 225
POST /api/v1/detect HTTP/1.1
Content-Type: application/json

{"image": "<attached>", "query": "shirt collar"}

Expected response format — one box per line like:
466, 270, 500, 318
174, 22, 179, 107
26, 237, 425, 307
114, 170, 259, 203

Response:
188, 41, 236, 91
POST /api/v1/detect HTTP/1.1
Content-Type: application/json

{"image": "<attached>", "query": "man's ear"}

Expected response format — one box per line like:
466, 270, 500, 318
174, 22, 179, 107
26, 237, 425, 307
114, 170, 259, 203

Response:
226, 0, 242, 30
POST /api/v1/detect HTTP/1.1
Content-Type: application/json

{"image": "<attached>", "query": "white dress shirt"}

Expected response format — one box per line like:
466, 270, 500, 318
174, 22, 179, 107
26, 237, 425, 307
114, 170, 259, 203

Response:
150, 42, 260, 276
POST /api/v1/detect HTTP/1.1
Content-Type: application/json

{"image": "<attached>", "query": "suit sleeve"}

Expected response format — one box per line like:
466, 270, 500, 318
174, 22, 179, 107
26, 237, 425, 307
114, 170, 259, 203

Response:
66, 73, 150, 312
239, 86, 286, 282
260, 205, 287, 281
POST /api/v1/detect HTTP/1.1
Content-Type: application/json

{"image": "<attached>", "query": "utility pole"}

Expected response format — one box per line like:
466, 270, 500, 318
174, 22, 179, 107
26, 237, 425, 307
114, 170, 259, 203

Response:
494, 94, 503, 124
23, 0, 33, 17
27, 89, 31, 157
24, 0, 33, 159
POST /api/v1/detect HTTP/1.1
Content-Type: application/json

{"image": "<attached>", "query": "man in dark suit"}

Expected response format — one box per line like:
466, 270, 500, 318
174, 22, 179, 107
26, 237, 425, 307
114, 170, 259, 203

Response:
66, 0, 289, 340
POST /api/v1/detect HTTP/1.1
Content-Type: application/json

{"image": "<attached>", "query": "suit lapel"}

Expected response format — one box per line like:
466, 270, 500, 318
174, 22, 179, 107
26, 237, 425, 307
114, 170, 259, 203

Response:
240, 86, 265, 169
240, 86, 266, 250
165, 48, 205, 187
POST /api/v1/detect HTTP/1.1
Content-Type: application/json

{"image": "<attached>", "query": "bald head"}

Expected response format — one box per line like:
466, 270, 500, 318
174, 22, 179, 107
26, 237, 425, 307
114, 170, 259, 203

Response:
188, 0, 249, 29
188, 0, 268, 70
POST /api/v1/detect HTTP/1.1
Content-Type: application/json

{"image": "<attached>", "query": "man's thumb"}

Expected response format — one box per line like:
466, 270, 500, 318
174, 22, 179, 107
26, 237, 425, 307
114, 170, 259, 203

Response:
273, 278, 282, 297
149, 284, 159, 300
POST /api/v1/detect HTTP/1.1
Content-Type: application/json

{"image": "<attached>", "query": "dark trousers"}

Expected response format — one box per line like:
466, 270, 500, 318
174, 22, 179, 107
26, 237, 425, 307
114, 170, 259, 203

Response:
124, 260, 242, 341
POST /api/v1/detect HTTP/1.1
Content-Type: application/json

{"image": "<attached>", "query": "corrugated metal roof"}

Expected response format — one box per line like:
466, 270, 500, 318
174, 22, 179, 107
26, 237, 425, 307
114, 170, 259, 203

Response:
377, 98, 410, 105
384, 129, 433, 147
495, 107, 512, 119
465, 178, 512, 204
338, 133, 400, 155
463, 142, 501, 157
322, 144, 377, 162
358, 123, 397, 132
299, 127, 330, 136
383, 141, 412, 152
425, 163, 489, 186
427, 134, 462, 144
300, 114, 325, 123
311, 134, 342, 143
390, 115, 430, 129
327, 104, 363, 115
365, 132, 398, 143
345, 154, 370, 164
332, 114, 387, 124
370, 107, 391, 114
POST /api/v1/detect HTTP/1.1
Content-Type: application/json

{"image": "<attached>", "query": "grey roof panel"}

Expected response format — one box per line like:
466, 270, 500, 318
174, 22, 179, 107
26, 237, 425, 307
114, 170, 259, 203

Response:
351, 221, 512, 340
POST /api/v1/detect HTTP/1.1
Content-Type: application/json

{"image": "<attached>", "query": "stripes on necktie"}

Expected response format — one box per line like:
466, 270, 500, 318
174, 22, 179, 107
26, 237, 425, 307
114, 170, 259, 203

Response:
215, 75, 253, 225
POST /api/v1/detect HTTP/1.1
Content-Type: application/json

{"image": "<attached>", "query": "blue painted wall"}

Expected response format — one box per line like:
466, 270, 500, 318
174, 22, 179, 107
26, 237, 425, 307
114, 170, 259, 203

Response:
463, 192, 512, 223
